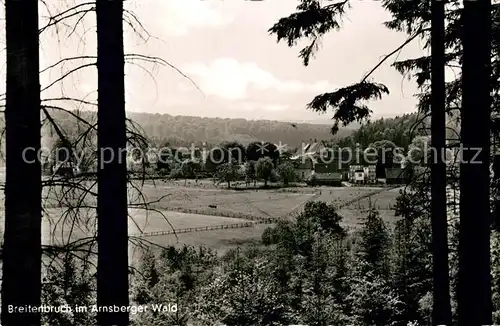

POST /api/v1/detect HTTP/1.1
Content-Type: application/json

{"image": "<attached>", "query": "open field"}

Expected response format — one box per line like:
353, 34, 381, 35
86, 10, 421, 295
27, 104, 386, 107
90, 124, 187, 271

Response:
312, 186, 399, 210
0, 177, 403, 254
0, 207, 254, 244
136, 184, 319, 220
135, 223, 270, 257
135, 182, 401, 223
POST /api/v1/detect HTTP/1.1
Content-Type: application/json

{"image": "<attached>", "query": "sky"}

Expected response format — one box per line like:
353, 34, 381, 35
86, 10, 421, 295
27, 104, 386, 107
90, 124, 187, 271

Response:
3, 0, 427, 124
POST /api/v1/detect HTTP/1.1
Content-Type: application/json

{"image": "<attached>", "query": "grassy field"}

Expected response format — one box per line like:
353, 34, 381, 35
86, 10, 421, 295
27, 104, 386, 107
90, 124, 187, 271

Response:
134, 184, 318, 220
0, 178, 402, 254
0, 207, 255, 243
134, 182, 400, 222
135, 223, 270, 258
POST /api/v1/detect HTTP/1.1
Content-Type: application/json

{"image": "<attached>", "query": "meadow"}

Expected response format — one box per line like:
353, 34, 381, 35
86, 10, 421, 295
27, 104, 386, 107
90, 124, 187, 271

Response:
0, 176, 402, 255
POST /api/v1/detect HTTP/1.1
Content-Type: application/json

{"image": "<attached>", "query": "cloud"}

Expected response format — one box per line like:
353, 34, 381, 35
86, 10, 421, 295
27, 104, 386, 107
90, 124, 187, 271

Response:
183, 58, 337, 100
262, 104, 290, 112
130, 0, 233, 36
232, 102, 290, 112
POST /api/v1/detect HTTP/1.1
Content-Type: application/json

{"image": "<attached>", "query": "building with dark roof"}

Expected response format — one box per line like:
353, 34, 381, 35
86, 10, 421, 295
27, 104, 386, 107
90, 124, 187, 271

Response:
385, 167, 409, 185
312, 163, 342, 186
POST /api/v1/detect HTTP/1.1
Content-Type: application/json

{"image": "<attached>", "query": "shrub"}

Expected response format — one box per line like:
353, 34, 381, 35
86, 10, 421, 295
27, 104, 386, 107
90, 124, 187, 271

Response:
214, 161, 240, 188
276, 162, 297, 186
169, 167, 183, 179
307, 173, 317, 186
256, 157, 274, 186
261, 227, 276, 246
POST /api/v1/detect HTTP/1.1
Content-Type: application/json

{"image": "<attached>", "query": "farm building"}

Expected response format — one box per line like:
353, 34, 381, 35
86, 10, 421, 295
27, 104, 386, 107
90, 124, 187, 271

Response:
385, 167, 409, 185
311, 163, 342, 186
52, 161, 80, 177
365, 165, 377, 183
315, 156, 350, 172
314, 162, 341, 174
349, 165, 377, 184
309, 171, 342, 186
314, 172, 342, 186
305, 144, 351, 177
295, 143, 318, 159
292, 157, 314, 181
350, 167, 365, 184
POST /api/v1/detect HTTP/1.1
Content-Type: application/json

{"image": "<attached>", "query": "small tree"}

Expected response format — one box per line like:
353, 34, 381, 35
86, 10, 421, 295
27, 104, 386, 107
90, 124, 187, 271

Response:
492, 231, 500, 323
194, 254, 287, 326
244, 160, 257, 187
131, 250, 160, 306
156, 143, 172, 173
215, 161, 240, 188
53, 138, 71, 163
308, 173, 318, 186
169, 167, 184, 180
357, 207, 391, 277
221, 141, 246, 163
181, 160, 200, 185
42, 255, 96, 326
276, 162, 296, 186
298, 201, 345, 236
246, 141, 279, 164
256, 157, 274, 187
407, 136, 431, 166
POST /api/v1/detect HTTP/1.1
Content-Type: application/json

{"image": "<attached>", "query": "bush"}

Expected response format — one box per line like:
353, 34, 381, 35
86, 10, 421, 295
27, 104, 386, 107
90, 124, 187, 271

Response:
42, 255, 96, 326
214, 161, 240, 188
261, 227, 276, 245
244, 160, 257, 185
269, 169, 279, 183
256, 157, 274, 186
276, 162, 297, 186
157, 168, 170, 177
169, 167, 183, 179
307, 173, 317, 186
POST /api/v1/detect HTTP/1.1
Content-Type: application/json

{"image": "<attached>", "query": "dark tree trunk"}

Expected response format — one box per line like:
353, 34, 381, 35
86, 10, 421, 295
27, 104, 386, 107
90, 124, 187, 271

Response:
430, 0, 452, 323
96, 0, 129, 325
494, 154, 500, 230
458, 0, 492, 324
1, 0, 42, 325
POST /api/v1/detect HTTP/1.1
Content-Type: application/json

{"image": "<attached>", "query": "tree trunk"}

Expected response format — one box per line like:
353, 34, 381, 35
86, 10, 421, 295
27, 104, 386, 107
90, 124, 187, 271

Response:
458, 0, 492, 324
430, 0, 452, 323
1, 0, 42, 325
96, 0, 129, 325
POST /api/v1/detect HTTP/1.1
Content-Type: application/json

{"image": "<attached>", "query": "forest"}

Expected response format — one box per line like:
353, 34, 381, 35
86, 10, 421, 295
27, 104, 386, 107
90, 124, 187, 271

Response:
38, 107, 422, 154
40, 109, 355, 149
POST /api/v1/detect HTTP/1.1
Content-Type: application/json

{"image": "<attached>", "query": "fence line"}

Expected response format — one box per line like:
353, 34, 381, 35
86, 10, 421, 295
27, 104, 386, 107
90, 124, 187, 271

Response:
335, 186, 400, 210
130, 219, 278, 238
159, 206, 279, 223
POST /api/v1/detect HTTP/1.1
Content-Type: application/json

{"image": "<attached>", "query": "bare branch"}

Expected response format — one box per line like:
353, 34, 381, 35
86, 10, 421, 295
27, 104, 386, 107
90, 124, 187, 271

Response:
40, 56, 97, 74
125, 54, 203, 95
41, 63, 96, 93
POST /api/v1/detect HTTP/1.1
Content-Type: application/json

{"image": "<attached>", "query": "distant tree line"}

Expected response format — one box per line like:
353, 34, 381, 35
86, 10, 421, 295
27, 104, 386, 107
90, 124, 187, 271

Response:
39, 109, 354, 149
336, 113, 427, 150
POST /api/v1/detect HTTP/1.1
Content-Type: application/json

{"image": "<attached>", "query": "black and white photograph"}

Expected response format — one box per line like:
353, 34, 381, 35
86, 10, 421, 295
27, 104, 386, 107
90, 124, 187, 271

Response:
0, 0, 498, 325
